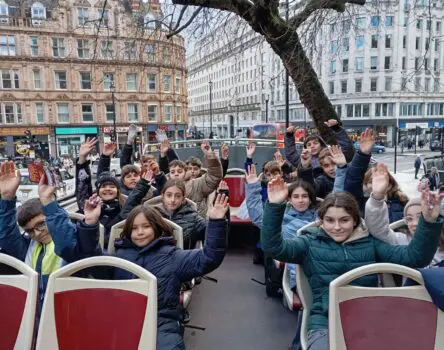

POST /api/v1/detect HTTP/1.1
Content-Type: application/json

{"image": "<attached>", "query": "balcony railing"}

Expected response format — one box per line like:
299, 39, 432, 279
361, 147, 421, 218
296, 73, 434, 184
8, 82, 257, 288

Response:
0, 16, 46, 28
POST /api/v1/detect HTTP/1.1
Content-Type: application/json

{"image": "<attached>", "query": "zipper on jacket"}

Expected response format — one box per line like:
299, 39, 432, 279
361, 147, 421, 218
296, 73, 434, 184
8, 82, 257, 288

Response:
35, 244, 46, 302
342, 245, 349, 260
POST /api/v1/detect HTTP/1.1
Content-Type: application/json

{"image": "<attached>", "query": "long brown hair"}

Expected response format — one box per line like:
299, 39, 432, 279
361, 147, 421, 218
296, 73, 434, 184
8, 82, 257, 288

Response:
121, 205, 174, 241
364, 167, 409, 204
318, 192, 361, 229
288, 179, 317, 209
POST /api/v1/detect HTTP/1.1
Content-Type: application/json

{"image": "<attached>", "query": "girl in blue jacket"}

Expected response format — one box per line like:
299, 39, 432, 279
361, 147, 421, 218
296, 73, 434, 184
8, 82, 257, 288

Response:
89, 194, 229, 350
261, 176, 442, 350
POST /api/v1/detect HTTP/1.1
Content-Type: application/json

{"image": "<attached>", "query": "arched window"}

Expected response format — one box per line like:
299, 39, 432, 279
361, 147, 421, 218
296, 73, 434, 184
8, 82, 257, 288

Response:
31, 2, 46, 19
0, 1, 8, 17
144, 13, 156, 29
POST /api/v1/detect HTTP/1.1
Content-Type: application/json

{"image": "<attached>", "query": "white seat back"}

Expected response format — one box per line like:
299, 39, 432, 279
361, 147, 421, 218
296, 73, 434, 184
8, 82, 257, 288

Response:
36, 256, 158, 350
329, 263, 444, 350
0, 253, 38, 350
68, 212, 105, 251
107, 218, 184, 255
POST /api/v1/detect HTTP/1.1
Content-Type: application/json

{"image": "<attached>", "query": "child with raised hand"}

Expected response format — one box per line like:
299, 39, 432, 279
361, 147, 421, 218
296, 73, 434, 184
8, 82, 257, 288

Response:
261, 176, 443, 350
365, 163, 444, 267
0, 160, 101, 314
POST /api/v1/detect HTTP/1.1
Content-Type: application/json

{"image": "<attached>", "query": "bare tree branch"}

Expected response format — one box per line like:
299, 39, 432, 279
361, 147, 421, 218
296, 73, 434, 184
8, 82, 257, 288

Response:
167, 6, 203, 38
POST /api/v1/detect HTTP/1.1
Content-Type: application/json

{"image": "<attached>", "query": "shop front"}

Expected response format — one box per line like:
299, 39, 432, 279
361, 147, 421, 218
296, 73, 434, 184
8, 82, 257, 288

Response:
0, 126, 51, 159
102, 125, 144, 155
55, 126, 99, 158
147, 124, 185, 143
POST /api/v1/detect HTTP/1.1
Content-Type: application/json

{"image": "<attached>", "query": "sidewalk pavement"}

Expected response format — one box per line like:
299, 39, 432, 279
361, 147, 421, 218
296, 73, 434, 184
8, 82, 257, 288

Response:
392, 171, 421, 199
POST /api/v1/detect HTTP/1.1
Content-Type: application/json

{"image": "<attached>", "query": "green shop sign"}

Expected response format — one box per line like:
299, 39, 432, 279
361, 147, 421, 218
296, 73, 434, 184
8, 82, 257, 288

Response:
55, 127, 98, 135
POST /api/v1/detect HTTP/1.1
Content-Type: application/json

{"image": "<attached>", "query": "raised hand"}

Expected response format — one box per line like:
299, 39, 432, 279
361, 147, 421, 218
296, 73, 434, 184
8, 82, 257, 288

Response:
0, 161, 21, 200
274, 151, 285, 167
359, 128, 375, 155
324, 119, 339, 128
372, 163, 390, 200
159, 139, 170, 157
38, 173, 57, 206
102, 142, 117, 157
246, 164, 259, 184
221, 143, 229, 160
141, 168, 154, 183
218, 179, 229, 191
209, 193, 229, 219
421, 190, 440, 223
328, 145, 346, 167
286, 125, 297, 134
79, 137, 99, 164
246, 142, 256, 158
300, 148, 312, 168
268, 177, 288, 204
84, 194, 103, 225
201, 140, 213, 156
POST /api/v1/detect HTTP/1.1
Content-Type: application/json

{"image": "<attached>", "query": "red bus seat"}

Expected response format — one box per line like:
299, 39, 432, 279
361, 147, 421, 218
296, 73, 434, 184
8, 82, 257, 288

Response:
36, 256, 158, 350
329, 263, 444, 350
224, 171, 252, 225
0, 253, 38, 350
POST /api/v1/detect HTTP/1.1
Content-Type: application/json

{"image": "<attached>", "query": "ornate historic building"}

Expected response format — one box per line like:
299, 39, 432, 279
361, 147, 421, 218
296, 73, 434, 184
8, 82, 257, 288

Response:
0, 0, 187, 158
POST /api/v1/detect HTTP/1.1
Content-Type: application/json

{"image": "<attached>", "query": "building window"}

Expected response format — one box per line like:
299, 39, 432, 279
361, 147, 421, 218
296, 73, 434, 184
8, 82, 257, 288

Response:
147, 73, 156, 92
175, 77, 181, 93
341, 80, 347, 93
384, 56, 391, 70
126, 73, 137, 91
331, 60, 336, 73
144, 13, 156, 29
81, 104, 93, 122
97, 9, 109, 27
176, 106, 182, 122
403, 35, 406, 49
427, 20, 432, 31
417, 19, 422, 29
401, 77, 407, 91
128, 104, 138, 122
371, 16, 380, 27
342, 59, 348, 73
0, 35, 16, 56
355, 79, 362, 93
385, 16, 393, 26
80, 72, 91, 90
163, 75, 171, 92
33, 70, 41, 89
434, 78, 440, 92
427, 103, 444, 115
101, 40, 113, 59
346, 104, 353, 118
124, 42, 137, 60
385, 77, 392, 91
164, 104, 172, 122
370, 56, 378, 70
385, 35, 392, 48
0, 0, 8, 18
375, 103, 394, 117
31, 2, 46, 19
1, 103, 22, 124
435, 40, 440, 52
105, 104, 114, 123
163, 47, 170, 64
425, 77, 431, 92
55, 71, 67, 89
57, 103, 69, 123
400, 102, 424, 116
416, 37, 420, 50
370, 78, 377, 92
331, 40, 337, 53
354, 104, 362, 117
104, 73, 114, 90
425, 38, 430, 51
434, 58, 439, 72
35, 103, 44, 123
356, 17, 365, 26
147, 104, 157, 121
52, 38, 65, 57
415, 57, 420, 70
402, 57, 406, 70
415, 77, 421, 92
371, 35, 378, 49
146, 44, 155, 63
363, 104, 370, 117
1, 70, 19, 89
437, 21, 442, 33
404, 16, 408, 27
77, 8, 89, 26
329, 81, 334, 94
342, 37, 349, 51
356, 35, 364, 49
355, 57, 363, 72
77, 39, 89, 58
30, 36, 38, 56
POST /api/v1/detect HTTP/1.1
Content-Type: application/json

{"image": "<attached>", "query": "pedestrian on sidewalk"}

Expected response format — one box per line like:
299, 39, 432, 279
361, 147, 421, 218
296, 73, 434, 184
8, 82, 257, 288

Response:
414, 155, 421, 179
428, 167, 440, 191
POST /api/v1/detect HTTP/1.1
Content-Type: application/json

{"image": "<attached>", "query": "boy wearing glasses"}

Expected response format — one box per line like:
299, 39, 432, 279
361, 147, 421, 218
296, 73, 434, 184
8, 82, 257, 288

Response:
0, 161, 101, 313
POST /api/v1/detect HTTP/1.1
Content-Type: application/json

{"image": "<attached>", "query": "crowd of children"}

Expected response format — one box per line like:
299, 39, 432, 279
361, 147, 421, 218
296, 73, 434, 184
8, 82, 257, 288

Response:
0, 121, 443, 350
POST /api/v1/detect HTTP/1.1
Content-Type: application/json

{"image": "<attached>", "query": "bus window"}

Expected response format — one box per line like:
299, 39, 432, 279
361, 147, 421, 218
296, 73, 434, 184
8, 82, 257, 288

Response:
252, 125, 278, 139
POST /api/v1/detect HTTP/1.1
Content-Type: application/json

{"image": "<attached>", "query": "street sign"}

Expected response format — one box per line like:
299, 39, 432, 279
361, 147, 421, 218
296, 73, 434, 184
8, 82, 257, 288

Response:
405, 122, 428, 129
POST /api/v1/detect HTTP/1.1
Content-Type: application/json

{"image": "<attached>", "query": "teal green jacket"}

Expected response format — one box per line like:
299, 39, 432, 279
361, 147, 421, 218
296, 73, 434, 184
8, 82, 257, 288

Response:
261, 202, 443, 331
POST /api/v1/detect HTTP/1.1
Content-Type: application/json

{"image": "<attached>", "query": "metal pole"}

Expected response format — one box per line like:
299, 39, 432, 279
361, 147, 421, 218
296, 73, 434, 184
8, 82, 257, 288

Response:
285, 0, 290, 128
265, 98, 269, 123
209, 81, 213, 137
304, 108, 307, 129
414, 126, 418, 154
236, 105, 239, 135
111, 83, 117, 143
441, 127, 444, 157
394, 126, 398, 174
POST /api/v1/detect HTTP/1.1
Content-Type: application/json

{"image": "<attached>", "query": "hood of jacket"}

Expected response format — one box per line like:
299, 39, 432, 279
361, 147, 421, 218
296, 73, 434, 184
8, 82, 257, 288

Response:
301, 219, 369, 244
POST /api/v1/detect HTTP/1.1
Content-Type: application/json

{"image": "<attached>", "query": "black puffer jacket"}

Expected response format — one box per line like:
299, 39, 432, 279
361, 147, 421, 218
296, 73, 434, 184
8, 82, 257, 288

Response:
145, 197, 207, 249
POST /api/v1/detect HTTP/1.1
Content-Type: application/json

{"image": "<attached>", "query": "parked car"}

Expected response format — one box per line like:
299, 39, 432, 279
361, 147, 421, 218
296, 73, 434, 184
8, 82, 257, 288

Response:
430, 140, 443, 151
16, 168, 76, 204
353, 142, 386, 154
90, 158, 121, 177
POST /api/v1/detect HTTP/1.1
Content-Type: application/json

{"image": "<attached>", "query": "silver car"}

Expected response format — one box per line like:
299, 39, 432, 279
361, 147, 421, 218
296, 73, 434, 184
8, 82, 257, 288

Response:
90, 158, 121, 177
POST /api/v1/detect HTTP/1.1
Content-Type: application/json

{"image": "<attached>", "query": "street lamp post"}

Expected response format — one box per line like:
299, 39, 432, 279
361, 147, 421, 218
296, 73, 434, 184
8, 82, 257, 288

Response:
110, 80, 117, 143
209, 81, 213, 138
265, 98, 269, 123
285, 0, 290, 128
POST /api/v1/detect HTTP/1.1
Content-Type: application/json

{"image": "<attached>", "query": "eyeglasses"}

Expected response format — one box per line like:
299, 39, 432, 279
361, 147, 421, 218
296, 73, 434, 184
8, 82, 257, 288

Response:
24, 221, 47, 235
405, 215, 421, 224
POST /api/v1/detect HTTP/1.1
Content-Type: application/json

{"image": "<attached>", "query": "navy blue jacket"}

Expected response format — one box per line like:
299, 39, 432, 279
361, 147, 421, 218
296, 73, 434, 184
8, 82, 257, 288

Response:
298, 166, 335, 199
